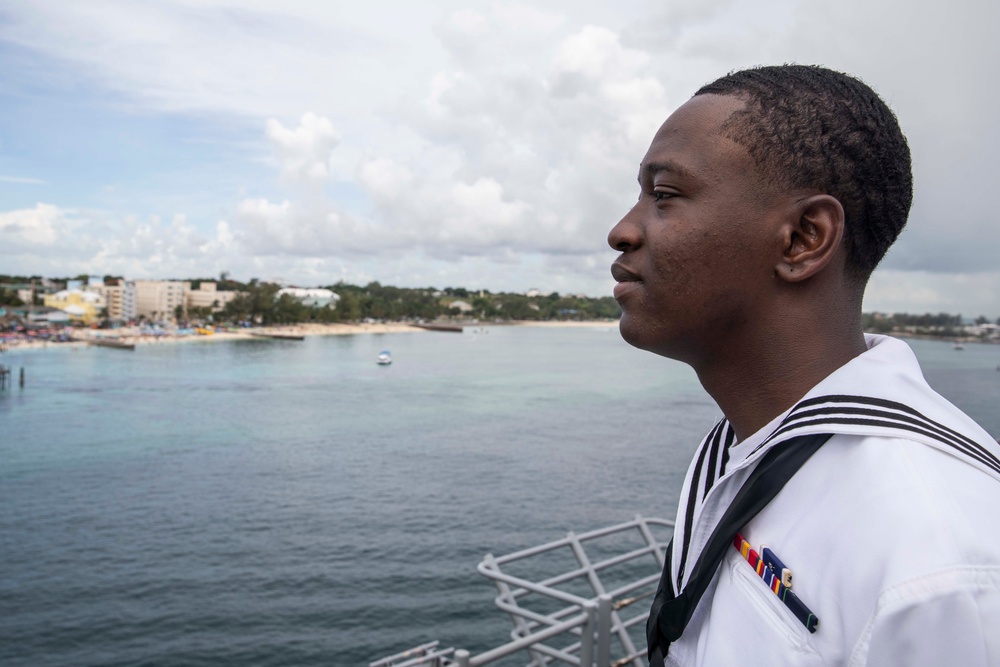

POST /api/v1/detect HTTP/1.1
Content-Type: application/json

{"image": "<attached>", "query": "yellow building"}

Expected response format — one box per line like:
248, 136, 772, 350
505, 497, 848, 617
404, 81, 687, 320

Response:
43, 289, 107, 325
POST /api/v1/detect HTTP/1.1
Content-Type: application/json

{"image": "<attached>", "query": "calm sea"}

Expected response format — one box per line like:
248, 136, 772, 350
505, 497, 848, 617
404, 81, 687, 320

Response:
2, 328, 998, 666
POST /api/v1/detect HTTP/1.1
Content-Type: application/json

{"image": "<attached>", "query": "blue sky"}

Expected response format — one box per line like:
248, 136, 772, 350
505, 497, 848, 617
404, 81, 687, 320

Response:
1, 0, 998, 316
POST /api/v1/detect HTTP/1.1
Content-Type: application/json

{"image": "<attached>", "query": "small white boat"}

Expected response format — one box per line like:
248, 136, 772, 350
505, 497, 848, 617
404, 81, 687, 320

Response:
376, 350, 392, 365
954, 342, 965, 350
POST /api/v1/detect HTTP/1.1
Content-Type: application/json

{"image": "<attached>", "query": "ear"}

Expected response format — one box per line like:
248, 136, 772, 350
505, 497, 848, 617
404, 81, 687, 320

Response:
775, 194, 845, 283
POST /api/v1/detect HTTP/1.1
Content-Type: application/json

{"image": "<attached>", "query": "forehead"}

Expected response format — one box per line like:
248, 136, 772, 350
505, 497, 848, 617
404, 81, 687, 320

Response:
640, 94, 751, 182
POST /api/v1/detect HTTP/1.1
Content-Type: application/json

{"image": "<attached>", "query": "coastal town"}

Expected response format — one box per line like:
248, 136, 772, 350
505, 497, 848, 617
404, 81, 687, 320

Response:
0, 274, 624, 350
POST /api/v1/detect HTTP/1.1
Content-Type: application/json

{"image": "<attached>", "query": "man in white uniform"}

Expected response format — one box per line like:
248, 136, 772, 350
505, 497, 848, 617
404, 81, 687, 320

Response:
608, 65, 1000, 666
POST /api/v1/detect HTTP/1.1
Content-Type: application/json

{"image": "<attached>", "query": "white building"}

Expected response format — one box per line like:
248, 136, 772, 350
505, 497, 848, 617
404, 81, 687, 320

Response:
86, 282, 136, 322
276, 287, 339, 308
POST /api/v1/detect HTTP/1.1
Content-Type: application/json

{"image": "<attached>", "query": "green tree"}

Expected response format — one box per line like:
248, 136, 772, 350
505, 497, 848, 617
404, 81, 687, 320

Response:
0, 287, 25, 307
335, 291, 362, 321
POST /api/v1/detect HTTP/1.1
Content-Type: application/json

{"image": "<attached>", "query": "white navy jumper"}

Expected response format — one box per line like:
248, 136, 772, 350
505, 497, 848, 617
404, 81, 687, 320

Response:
663, 335, 1000, 666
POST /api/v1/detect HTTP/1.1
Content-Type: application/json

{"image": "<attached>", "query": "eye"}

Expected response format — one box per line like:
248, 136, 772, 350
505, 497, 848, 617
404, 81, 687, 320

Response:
653, 190, 675, 202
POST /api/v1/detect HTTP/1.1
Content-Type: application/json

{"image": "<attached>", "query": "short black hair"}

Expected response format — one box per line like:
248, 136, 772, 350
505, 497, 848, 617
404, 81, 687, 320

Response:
695, 65, 913, 282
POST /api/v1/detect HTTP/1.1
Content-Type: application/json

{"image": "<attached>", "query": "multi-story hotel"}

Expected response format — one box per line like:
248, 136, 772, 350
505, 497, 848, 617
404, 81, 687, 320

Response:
24, 277, 243, 323
86, 281, 136, 322
78, 280, 237, 322
186, 282, 238, 313
132, 280, 189, 321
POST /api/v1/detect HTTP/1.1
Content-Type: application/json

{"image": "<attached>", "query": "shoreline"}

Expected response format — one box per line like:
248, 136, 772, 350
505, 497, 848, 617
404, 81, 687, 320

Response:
0, 320, 619, 352
4, 322, 997, 354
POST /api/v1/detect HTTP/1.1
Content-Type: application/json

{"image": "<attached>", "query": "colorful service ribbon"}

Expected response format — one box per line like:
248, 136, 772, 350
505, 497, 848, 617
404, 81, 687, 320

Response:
761, 546, 793, 589
732, 533, 819, 633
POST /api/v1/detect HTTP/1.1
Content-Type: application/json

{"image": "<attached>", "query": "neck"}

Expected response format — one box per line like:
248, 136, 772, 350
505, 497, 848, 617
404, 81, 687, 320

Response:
694, 303, 868, 442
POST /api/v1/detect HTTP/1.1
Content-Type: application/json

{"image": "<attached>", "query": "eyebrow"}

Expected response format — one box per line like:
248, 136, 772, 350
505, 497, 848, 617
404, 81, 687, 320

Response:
637, 159, 694, 183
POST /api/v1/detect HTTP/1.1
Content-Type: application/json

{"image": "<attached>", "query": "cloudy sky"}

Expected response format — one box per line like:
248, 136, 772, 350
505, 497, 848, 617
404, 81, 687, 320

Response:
1, 0, 997, 315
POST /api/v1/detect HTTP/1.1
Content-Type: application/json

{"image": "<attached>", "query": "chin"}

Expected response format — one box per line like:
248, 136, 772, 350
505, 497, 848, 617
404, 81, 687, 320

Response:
616, 313, 652, 351
617, 315, 688, 362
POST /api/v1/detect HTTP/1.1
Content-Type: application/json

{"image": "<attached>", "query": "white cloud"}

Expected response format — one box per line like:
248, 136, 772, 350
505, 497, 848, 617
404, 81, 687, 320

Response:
441, 178, 530, 241
265, 112, 340, 186
0, 204, 243, 280
551, 25, 648, 79
492, 3, 566, 33
194, 15, 668, 273
341, 18, 670, 267
0, 1, 431, 122
357, 157, 413, 201
0, 204, 62, 246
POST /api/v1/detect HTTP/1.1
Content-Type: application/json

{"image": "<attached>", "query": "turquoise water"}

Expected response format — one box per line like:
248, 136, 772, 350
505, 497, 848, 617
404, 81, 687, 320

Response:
1, 329, 997, 666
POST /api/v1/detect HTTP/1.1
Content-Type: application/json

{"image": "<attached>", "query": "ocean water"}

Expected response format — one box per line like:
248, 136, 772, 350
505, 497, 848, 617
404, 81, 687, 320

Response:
1, 329, 997, 666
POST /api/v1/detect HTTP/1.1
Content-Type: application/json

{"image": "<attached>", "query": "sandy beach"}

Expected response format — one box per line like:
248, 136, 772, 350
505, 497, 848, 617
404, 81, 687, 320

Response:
1, 320, 618, 352
513, 320, 618, 329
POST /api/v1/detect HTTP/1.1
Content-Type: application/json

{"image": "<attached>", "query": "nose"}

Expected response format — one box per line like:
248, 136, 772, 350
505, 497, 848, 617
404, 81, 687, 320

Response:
608, 204, 641, 251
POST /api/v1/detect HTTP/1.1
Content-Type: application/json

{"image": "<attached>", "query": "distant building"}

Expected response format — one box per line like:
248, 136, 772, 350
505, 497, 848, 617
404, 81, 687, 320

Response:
187, 282, 238, 313
276, 287, 339, 308
26, 306, 71, 325
448, 300, 473, 313
133, 280, 189, 321
43, 289, 106, 325
966, 323, 1000, 340
86, 282, 136, 322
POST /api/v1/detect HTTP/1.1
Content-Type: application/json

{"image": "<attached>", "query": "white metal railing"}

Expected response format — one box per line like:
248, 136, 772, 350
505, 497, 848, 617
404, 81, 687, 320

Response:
370, 515, 673, 667
370, 642, 454, 667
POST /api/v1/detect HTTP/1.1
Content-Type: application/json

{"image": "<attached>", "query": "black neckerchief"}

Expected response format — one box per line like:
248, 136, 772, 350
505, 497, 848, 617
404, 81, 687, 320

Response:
647, 433, 832, 665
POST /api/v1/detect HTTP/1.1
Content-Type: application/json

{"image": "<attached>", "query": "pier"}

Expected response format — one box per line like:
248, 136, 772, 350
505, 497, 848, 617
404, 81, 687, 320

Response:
87, 339, 136, 350
249, 332, 306, 341
0, 365, 23, 390
412, 323, 464, 333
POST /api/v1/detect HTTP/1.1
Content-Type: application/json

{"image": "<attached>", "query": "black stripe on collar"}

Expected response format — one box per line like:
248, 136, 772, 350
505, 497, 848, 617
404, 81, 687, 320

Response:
751, 395, 1000, 476
676, 419, 725, 591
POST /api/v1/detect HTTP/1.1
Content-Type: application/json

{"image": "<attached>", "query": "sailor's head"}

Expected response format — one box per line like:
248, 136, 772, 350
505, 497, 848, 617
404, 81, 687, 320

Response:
691, 65, 913, 283
608, 65, 912, 361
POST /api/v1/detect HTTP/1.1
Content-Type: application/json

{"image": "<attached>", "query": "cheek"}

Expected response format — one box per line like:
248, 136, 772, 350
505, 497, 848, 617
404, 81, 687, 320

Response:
647, 229, 725, 291
648, 232, 761, 323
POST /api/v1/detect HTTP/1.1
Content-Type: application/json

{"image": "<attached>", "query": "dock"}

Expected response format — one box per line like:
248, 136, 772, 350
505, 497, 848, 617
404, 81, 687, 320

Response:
87, 339, 136, 350
412, 323, 464, 333
0, 365, 24, 389
249, 332, 306, 341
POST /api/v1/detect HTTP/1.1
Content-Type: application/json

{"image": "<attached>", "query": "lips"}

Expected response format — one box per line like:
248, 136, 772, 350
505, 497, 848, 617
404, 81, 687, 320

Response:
611, 262, 641, 284
611, 262, 641, 300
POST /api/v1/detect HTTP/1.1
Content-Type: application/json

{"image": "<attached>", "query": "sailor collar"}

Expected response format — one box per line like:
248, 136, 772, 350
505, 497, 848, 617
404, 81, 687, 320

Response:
669, 334, 1000, 593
